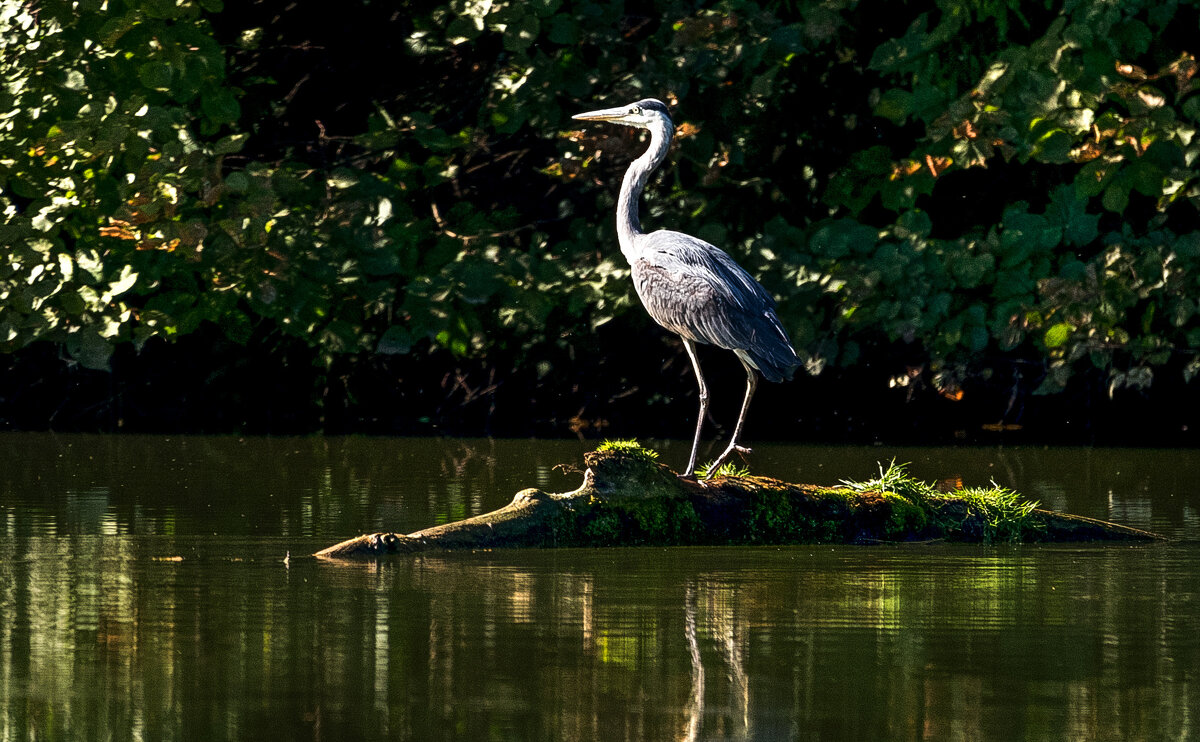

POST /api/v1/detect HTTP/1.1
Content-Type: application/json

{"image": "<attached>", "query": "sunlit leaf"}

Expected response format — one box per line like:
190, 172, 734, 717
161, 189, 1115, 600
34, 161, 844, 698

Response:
1044, 323, 1073, 349
108, 265, 139, 297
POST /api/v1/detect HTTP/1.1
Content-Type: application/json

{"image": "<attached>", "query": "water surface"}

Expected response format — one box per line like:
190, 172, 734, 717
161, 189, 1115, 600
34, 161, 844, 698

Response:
1, 435, 1197, 740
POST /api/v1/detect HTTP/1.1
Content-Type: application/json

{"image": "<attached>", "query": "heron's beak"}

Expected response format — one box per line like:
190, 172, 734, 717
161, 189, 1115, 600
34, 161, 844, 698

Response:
572, 105, 631, 123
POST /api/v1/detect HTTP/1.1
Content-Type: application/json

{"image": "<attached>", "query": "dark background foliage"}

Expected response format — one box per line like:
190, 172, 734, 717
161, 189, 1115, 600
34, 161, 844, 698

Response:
1, 0, 1198, 443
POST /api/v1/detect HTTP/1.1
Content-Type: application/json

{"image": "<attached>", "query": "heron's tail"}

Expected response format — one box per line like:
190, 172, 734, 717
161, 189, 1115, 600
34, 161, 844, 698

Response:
740, 313, 801, 383
743, 347, 800, 383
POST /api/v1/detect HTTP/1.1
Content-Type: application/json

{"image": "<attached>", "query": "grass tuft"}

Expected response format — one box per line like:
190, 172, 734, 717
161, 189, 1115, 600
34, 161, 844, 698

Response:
954, 482, 1042, 542
840, 460, 1043, 543
696, 460, 751, 478
840, 460, 930, 500
596, 438, 660, 461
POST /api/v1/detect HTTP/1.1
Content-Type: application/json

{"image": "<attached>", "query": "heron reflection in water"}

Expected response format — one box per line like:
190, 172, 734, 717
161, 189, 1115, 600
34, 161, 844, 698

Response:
573, 99, 800, 479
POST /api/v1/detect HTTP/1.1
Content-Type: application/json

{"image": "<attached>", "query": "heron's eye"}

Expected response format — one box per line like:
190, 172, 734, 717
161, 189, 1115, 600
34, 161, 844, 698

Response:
631, 105, 642, 115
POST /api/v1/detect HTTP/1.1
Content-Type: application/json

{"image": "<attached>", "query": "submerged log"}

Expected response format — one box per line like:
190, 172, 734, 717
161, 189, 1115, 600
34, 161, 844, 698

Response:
315, 445, 1163, 558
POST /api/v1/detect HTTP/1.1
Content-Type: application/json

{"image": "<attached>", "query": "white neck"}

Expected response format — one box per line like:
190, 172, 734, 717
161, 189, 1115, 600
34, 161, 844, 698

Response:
616, 121, 671, 263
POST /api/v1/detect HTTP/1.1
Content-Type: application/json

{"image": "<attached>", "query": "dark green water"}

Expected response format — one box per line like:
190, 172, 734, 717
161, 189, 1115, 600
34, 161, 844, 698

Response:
1, 434, 1197, 741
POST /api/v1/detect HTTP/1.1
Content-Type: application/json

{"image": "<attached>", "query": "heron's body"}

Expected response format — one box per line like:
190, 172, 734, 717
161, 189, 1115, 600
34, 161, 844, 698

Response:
629, 230, 798, 383
573, 98, 800, 478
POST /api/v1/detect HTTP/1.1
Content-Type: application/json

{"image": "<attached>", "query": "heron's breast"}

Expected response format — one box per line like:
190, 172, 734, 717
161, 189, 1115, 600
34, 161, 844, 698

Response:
630, 259, 717, 339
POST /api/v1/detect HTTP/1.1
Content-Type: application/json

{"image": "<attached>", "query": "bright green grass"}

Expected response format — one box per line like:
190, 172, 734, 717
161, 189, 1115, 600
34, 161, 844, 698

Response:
696, 460, 751, 478
596, 438, 660, 461
840, 460, 1043, 542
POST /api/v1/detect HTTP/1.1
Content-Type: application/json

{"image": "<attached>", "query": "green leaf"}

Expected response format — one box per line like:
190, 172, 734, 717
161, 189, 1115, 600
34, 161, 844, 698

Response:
457, 261, 503, 304
57, 290, 86, 316
1058, 258, 1087, 282
868, 16, 928, 74
213, 133, 249, 155
908, 84, 946, 123
327, 168, 359, 189
761, 25, 801, 56
527, 0, 562, 17
502, 13, 539, 52
967, 326, 989, 352
63, 69, 87, 91
1030, 130, 1073, 164
360, 245, 400, 276
9, 177, 41, 199
1001, 210, 1058, 252
1184, 96, 1200, 123
1112, 19, 1152, 55
143, 0, 185, 19
99, 15, 137, 45
376, 326, 413, 355
201, 89, 241, 125
1127, 159, 1165, 197
322, 320, 359, 353
94, 175, 122, 211
108, 265, 139, 297
1102, 182, 1130, 213
445, 16, 482, 44
1075, 159, 1114, 198
224, 172, 250, 193
1047, 185, 1099, 247
874, 88, 913, 124
66, 330, 113, 371
810, 220, 879, 260
1034, 362, 1072, 395
547, 15, 579, 44
75, 249, 105, 282
896, 210, 932, 239
1044, 323, 1073, 348
138, 61, 173, 91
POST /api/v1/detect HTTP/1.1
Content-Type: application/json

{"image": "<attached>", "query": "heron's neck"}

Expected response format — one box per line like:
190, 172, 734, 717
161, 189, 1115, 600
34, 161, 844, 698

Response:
617, 123, 670, 262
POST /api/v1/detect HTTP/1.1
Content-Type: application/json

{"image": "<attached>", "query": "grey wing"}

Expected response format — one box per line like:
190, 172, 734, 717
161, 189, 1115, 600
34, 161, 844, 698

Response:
630, 230, 800, 382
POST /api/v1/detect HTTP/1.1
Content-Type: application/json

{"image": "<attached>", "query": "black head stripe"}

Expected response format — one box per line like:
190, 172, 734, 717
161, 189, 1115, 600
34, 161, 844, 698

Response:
636, 98, 669, 115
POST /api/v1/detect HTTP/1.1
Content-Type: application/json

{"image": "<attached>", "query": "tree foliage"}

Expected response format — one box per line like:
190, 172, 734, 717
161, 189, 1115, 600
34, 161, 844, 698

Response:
1, 0, 1198, 411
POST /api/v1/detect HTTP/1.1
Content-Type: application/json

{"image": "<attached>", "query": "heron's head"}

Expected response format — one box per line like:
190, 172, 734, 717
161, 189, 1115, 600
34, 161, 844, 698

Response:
572, 98, 672, 131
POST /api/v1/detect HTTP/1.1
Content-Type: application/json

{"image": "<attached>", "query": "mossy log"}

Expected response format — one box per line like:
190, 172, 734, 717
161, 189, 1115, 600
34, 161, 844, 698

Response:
315, 447, 1163, 558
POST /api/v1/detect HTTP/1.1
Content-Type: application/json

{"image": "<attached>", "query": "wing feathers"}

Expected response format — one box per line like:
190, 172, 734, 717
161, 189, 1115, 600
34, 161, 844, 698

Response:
631, 230, 799, 382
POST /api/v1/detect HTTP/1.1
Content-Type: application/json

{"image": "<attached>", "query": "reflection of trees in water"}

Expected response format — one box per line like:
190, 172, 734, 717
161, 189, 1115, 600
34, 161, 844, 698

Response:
3, 436, 1196, 543
2, 436, 1198, 739
682, 585, 704, 742
411, 553, 1197, 741
0, 435, 587, 539
1, 543, 1197, 740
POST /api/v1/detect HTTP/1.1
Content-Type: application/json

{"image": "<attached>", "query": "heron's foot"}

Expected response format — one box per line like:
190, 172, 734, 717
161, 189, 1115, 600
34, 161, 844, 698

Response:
702, 442, 753, 479
702, 452, 735, 479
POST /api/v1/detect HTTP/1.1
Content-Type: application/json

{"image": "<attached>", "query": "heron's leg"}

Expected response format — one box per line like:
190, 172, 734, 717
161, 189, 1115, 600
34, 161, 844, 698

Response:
705, 357, 758, 478
680, 338, 709, 479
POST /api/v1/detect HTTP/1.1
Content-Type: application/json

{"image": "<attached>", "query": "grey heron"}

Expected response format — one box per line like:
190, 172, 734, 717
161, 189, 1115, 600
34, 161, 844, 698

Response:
573, 98, 800, 479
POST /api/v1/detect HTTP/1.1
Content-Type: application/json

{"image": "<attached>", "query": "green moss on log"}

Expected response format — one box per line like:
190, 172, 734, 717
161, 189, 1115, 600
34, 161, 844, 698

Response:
595, 438, 660, 463
315, 447, 1164, 558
